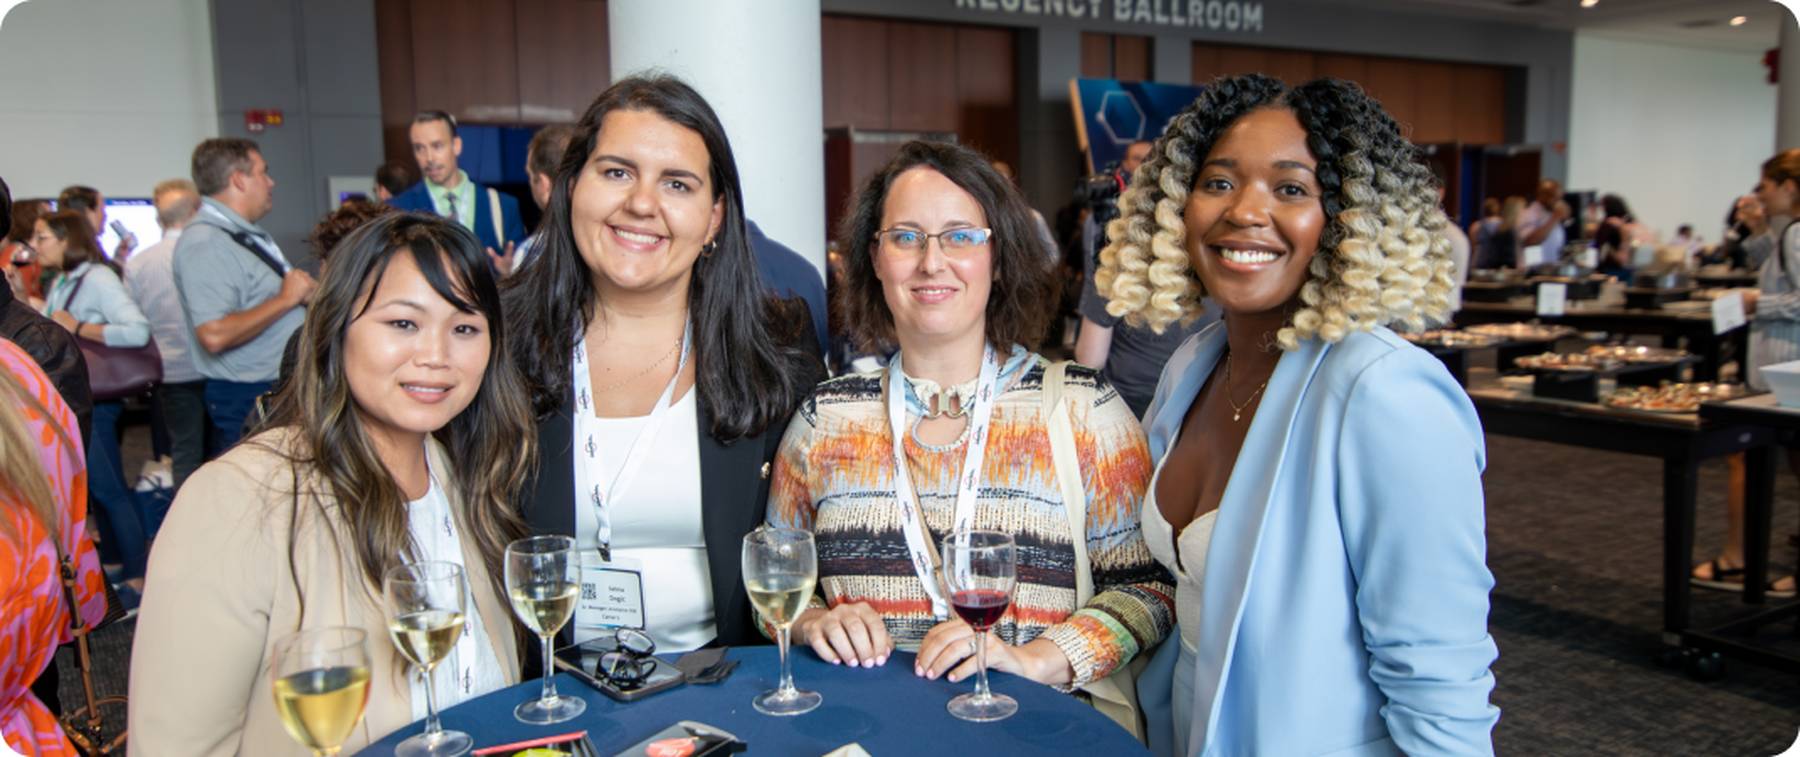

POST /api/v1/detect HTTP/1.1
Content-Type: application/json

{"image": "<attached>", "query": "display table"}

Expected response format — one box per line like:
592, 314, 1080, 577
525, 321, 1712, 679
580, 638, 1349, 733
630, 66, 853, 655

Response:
1694, 394, 1800, 673
1465, 379, 1786, 674
356, 646, 1148, 755
1455, 299, 1745, 381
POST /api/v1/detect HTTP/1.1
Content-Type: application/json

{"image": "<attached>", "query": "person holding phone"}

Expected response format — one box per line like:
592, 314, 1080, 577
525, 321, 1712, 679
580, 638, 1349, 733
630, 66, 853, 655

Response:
131, 214, 533, 755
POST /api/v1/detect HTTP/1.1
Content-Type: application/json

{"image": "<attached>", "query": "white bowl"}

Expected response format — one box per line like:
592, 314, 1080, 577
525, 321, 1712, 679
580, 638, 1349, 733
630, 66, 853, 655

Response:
1761, 360, 1800, 407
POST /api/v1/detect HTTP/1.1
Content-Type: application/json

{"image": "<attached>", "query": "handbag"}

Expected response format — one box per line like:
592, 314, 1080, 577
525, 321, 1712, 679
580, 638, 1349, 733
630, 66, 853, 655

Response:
55, 273, 161, 401
1042, 360, 1151, 742
53, 545, 128, 755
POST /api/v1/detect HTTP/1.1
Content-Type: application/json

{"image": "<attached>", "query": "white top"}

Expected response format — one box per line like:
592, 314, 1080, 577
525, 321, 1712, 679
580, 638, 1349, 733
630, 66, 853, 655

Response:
123, 230, 201, 383
44, 262, 152, 348
1444, 222, 1471, 312
573, 388, 715, 652
402, 464, 508, 719
1141, 457, 1219, 655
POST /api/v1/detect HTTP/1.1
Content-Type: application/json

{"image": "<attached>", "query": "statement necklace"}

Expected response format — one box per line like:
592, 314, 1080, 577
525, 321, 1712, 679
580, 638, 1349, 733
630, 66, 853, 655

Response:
1223, 352, 1270, 423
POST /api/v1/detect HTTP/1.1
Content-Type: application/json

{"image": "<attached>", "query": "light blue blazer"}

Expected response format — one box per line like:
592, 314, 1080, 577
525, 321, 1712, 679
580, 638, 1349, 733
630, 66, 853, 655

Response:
1142, 324, 1499, 757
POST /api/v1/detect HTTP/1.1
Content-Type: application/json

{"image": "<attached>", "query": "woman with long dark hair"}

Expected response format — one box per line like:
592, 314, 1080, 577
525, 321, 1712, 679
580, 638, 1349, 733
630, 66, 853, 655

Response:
130, 214, 535, 754
505, 74, 824, 652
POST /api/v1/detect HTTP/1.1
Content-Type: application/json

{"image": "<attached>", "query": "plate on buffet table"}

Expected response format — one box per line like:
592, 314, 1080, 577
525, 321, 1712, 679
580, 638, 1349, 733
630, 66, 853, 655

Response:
1402, 330, 1506, 349
1605, 383, 1745, 414
1465, 323, 1577, 341
1584, 344, 1689, 364
1514, 352, 1621, 372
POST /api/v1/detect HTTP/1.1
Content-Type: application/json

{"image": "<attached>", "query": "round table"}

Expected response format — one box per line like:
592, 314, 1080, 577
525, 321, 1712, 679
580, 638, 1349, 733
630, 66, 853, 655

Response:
355, 646, 1148, 755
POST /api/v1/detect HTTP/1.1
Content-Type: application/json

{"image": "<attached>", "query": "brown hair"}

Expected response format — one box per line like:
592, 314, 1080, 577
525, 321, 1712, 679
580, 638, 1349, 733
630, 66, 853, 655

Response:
39, 211, 103, 270
527, 124, 576, 179
1762, 148, 1800, 188
8, 198, 50, 245
835, 140, 1057, 353
192, 138, 261, 196
307, 199, 398, 262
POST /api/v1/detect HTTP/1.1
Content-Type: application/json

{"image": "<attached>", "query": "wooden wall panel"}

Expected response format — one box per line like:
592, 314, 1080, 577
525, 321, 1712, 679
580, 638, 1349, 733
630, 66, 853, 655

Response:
1190, 43, 1222, 84
375, 0, 418, 163
1112, 35, 1151, 82
1362, 59, 1416, 138
1214, 45, 1269, 78
1263, 49, 1315, 86
514, 0, 608, 123
822, 16, 890, 129
1081, 32, 1112, 78
956, 26, 1017, 166
1411, 62, 1456, 144
1313, 53, 1367, 85
887, 22, 959, 132
1454, 64, 1506, 145
410, 0, 521, 122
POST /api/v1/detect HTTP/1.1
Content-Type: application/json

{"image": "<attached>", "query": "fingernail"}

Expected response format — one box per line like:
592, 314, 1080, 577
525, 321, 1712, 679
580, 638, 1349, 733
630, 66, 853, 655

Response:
914, 665, 922, 676
878, 655, 888, 665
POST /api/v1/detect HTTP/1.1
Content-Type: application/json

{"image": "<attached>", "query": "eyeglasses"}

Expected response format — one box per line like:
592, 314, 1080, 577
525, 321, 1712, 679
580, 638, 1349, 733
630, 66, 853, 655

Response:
592, 627, 657, 690
873, 227, 992, 256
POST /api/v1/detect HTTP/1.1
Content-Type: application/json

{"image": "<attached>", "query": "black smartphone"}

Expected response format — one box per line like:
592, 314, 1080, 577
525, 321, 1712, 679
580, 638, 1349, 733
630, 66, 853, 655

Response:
612, 721, 744, 757
553, 637, 685, 702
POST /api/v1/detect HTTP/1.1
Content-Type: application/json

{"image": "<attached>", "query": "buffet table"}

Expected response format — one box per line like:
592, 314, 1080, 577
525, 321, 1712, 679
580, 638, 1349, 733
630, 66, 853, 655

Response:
1454, 300, 1745, 381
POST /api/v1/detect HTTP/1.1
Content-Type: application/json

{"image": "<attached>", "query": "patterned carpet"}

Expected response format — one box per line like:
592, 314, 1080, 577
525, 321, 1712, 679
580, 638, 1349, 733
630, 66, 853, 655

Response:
50, 427, 1800, 754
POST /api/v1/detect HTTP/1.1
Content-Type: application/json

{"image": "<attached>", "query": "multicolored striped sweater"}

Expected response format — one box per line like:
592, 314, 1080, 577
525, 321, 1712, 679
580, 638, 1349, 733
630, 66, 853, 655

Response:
767, 354, 1174, 686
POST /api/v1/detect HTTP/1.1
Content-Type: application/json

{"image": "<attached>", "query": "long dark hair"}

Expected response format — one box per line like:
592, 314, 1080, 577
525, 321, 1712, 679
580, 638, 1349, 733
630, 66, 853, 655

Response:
836, 140, 1057, 353
261, 213, 533, 612
504, 74, 817, 441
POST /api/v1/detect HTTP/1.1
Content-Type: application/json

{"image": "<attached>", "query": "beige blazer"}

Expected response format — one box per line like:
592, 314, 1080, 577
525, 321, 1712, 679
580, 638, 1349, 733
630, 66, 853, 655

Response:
127, 430, 521, 757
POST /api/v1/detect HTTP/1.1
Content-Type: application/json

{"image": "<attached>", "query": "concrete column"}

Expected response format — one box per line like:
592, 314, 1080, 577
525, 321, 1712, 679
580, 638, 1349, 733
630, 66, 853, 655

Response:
1779, 6, 1800, 151
608, 0, 826, 276
1016, 26, 1084, 214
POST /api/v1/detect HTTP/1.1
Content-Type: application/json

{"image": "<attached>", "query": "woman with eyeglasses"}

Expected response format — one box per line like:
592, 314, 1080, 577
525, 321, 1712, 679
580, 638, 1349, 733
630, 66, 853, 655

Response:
766, 140, 1172, 706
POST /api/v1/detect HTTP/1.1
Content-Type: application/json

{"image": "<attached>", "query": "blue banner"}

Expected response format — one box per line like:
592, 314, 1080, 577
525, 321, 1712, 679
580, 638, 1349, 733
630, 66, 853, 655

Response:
1072, 78, 1208, 172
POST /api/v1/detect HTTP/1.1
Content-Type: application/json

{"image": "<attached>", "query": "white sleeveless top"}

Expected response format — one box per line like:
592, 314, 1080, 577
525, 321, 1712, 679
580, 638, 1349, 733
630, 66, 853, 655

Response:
1142, 457, 1219, 655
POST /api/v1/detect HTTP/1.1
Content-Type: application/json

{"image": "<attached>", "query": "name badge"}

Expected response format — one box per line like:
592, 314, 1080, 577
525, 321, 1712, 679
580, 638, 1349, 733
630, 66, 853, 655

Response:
575, 550, 646, 640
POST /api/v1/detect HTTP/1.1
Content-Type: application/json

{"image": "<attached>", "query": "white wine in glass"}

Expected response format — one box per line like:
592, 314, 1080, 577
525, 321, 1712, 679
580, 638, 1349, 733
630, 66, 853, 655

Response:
383, 561, 473, 757
505, 535, 586, 724
742, 527, 821, 716
269, 626, 372, 757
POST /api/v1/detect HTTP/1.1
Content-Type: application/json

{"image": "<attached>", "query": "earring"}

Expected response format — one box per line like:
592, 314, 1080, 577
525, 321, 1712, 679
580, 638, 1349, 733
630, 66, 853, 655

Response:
700, 240, 717, 258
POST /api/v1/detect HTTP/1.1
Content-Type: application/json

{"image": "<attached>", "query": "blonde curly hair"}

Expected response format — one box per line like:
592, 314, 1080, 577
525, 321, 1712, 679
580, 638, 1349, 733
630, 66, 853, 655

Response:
1095, 75, 1456, 350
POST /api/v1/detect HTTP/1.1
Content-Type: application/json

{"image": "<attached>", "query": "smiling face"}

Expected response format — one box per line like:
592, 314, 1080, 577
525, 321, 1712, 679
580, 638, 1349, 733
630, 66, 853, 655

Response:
410, 119, 462, 186
1183, 107, 1327, 320
873, 167, 994, 351
343, 249, 491, 457
569, 108, 723, 299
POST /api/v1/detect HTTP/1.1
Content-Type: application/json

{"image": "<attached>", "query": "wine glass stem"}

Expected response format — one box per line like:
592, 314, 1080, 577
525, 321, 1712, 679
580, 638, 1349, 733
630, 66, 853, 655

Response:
776, 624, 796, 696
973, 631, 993, 702
539, 634, 557, 703
422, 666, 442, 736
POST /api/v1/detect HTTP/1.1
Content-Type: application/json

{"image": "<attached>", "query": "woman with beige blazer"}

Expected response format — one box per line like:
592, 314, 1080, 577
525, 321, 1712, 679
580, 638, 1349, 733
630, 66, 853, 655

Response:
129, 214, 539, 756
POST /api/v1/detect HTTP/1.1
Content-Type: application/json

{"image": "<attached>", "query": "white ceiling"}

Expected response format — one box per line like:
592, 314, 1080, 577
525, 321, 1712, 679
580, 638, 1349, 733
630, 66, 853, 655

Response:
1341, 0, 1788, 53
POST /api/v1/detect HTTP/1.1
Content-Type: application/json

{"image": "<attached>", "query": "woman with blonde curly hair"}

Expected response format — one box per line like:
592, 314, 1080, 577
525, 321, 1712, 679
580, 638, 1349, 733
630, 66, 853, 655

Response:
1097, 75, 1498, 755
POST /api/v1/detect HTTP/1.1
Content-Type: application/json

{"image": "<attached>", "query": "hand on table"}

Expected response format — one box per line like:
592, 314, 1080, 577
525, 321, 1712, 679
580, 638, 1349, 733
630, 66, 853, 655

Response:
915, 618, 1073, 686
795, 602, 892, 668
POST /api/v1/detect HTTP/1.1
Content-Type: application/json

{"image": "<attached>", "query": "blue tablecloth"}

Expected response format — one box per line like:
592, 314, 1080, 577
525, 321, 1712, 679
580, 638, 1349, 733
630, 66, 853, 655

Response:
356, 646, 1147, 755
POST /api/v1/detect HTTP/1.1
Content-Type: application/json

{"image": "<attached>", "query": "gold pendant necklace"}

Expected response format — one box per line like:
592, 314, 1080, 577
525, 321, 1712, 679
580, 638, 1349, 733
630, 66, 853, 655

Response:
1223, 352, 1269, 423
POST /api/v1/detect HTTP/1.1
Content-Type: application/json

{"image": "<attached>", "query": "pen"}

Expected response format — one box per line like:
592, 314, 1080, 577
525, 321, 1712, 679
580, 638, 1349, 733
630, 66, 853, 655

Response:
472, 730, 589, 756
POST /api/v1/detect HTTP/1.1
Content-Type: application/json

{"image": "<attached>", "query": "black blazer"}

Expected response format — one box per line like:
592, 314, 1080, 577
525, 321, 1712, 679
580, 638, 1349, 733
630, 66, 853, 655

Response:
524, 302, 823, 648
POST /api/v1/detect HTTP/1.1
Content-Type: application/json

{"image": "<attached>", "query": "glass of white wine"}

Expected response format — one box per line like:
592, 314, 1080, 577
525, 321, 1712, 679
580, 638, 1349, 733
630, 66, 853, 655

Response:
383, 561, 472, 757
742, 527, 821, 716
505, 535, 586, 724
270, 626, 372, 757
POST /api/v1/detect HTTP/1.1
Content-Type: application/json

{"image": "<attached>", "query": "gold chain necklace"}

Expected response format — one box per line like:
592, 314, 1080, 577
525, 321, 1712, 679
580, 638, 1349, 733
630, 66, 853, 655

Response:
593, 335, 682, 395
1223, 352, 1270, 423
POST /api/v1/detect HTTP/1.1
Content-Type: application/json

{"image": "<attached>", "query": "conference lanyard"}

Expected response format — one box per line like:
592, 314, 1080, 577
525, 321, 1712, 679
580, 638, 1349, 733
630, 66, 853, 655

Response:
886, 344, 999, 618
570, 320, 692, 559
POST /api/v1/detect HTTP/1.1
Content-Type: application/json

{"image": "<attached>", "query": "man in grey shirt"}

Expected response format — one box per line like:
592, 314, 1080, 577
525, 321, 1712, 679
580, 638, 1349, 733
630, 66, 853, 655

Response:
125, 179, 207, 491
173, 138, 316, 449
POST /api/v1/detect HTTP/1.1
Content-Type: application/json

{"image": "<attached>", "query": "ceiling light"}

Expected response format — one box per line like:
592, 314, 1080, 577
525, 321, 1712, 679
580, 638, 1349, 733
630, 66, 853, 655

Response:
1580, 0, 1597, 7
1730, 15, 1748, 26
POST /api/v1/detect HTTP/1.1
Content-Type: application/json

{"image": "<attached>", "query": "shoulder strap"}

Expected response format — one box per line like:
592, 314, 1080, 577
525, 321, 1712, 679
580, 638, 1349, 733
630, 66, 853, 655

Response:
1041, 360, 1093, 606
487, 187, 504, 248
54, 271, 88, 315
222, 228, 288, 278
1779, 219, 1800, 277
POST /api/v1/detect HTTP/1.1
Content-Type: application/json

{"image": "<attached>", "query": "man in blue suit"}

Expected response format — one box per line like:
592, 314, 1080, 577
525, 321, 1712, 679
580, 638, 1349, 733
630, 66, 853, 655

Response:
389, 110, 526, 268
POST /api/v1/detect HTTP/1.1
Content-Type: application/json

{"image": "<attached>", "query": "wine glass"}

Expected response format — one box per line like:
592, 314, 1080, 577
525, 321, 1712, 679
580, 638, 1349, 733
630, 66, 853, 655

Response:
383, 561, 471, 757
742, 527, 822, 716
505, 535, 586, 724
269, 627, 372, 756
943, 529, 1018, 722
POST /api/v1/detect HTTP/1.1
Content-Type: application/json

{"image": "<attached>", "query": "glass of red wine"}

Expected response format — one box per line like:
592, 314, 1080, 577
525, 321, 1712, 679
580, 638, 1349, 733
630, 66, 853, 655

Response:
942, 529, 1018, 722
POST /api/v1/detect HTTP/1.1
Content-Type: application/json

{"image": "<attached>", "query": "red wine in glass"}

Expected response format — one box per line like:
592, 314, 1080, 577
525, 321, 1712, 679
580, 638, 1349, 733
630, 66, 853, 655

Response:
951, 588, 1010, 631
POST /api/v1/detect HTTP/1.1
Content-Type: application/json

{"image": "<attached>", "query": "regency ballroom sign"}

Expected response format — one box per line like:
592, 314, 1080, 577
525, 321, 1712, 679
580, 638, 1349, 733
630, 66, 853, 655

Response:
953, 0, 1266, 33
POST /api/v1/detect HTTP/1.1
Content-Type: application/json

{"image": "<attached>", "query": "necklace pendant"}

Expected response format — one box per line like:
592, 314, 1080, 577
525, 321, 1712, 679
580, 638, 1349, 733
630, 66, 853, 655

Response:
1233, 410, 1242, 422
